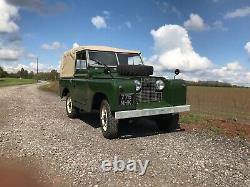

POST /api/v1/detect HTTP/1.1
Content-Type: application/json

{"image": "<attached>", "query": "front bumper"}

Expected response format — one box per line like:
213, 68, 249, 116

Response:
115, 105, 190, 119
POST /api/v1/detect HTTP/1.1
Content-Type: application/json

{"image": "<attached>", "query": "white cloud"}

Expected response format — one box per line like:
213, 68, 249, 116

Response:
200, 62, 248, 84
1, 61, 55, 73
3, 63, 30, 72
224, 6, 250, 19
212, 20, 228, 31
147, 24, 250, 86
0, 62, 23, 72
91, 16, 107, 29
103, 10, 110, 16
0, 0, 19, 33
6, 0, 66, 14
0, 1, 57, 73
176, 61, 250, 86
184, 14, 226, 32
0, 48, 20, 61
29, 62, 54, 72
41, 41, 65, 50
155, 1, 181, 17
149, 24, 211, 71
184, 13, 207, 31
57, 60, 60, 71
73, 42, 80, 48
26, 52, 36, 59
225, 62, 243, 71
125, 21, 132, 29
244, 42, 250, 56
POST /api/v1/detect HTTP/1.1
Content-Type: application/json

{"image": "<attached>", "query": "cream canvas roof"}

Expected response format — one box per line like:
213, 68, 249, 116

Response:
60, 45, 140, 78
64, 45, 141, 56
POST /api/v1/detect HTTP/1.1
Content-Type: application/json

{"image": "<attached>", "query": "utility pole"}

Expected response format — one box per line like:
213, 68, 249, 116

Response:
36, 57, 39, 82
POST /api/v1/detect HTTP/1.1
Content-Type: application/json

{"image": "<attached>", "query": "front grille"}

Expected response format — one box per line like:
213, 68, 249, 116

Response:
136, 78, 163, 103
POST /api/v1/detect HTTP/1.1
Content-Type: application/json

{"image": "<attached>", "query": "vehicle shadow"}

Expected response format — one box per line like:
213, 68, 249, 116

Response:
78, 112, 184, 139
119, 118, 162, 139
119, 118, 184, 139
78, 112, 100, 128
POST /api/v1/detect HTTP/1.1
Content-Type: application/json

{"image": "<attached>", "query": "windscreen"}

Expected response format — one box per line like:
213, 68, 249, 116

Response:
88, 51, 118, 66
117, 53, 143, 65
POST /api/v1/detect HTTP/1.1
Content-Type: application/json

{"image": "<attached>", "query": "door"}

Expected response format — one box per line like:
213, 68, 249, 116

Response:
73, 51, 89, 110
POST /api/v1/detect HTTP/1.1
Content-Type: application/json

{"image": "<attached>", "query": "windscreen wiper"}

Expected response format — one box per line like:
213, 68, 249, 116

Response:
92, 59, 113, 78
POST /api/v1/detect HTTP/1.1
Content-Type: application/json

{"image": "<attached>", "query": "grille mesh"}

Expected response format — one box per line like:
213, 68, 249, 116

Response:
136, 78, 163, 103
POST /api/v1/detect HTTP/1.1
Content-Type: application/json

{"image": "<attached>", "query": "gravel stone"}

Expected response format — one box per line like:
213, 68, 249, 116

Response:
0, 84, 249, 186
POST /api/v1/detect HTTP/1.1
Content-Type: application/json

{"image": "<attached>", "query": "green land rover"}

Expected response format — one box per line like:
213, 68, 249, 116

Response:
59, 45, 190, 139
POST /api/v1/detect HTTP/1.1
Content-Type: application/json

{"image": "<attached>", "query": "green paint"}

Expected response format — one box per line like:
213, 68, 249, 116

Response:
59, 66, 187, 112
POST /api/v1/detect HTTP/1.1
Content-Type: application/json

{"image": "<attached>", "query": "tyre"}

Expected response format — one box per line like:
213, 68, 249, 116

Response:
156, 114, 180, 132
117, 65, 154, 76
66, 94, 79, 118
100, 100, 119, 139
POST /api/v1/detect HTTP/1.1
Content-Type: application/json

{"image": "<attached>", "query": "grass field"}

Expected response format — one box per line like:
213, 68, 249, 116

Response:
0, 78, 35, 87
187, 86, 250, 122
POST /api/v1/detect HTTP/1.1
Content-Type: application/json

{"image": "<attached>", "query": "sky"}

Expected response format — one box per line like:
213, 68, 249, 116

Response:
0, 0, 250, 85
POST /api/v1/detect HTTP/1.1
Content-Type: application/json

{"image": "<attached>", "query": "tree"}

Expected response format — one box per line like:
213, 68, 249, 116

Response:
0, 66, 8, 78
20, 68, 25, 78
50, 69, 59, 81
29, 71, 34, 79
0, 66, 3, 78
23, 70, 28, 79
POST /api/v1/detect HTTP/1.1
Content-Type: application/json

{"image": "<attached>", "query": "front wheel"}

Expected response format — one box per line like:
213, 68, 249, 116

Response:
66, 94, 79, 118
100, 100, 119, 139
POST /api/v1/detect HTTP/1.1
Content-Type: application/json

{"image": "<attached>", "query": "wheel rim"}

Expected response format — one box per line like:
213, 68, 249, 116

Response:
66, 97, 72, 114
100, 105, 108, 131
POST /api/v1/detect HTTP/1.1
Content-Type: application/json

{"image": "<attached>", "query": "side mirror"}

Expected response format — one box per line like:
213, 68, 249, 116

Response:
175, 69, 180, 75
174, 69, 180, 79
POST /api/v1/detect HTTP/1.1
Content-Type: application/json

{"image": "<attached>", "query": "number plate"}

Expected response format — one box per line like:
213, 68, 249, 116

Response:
119, 94, 134, 106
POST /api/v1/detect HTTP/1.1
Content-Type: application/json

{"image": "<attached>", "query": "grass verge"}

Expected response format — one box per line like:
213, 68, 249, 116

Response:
0, 78, 35, 87
180, 113, 250, 140
179, 113, 204, 124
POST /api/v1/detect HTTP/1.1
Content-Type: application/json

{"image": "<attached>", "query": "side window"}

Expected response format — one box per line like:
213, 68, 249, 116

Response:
75, 51, 87, 73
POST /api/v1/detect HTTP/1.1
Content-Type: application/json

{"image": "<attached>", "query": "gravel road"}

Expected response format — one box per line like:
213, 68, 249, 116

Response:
0, 84, 249, 186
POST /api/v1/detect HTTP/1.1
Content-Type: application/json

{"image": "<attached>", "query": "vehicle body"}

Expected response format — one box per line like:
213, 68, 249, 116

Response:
59, 45, 190, 139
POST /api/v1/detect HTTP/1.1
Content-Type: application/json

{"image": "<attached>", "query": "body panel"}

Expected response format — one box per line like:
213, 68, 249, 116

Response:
59, 72, 187, 112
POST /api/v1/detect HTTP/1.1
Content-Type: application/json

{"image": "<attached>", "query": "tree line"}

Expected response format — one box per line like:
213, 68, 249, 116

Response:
185, 80, 243, 88
0, 66, 59, 81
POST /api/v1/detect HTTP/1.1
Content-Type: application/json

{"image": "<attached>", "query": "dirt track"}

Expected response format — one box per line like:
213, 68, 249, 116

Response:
0, 84, 249, 186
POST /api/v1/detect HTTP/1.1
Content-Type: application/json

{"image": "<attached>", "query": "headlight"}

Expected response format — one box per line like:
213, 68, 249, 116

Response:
134, 80, 141, 92
156, 79, 165, 91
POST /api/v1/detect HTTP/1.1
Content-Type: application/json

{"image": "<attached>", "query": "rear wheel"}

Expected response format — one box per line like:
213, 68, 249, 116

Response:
66, 94, 79, 118
156, 114, 180, 132
100, 100, 119, 139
